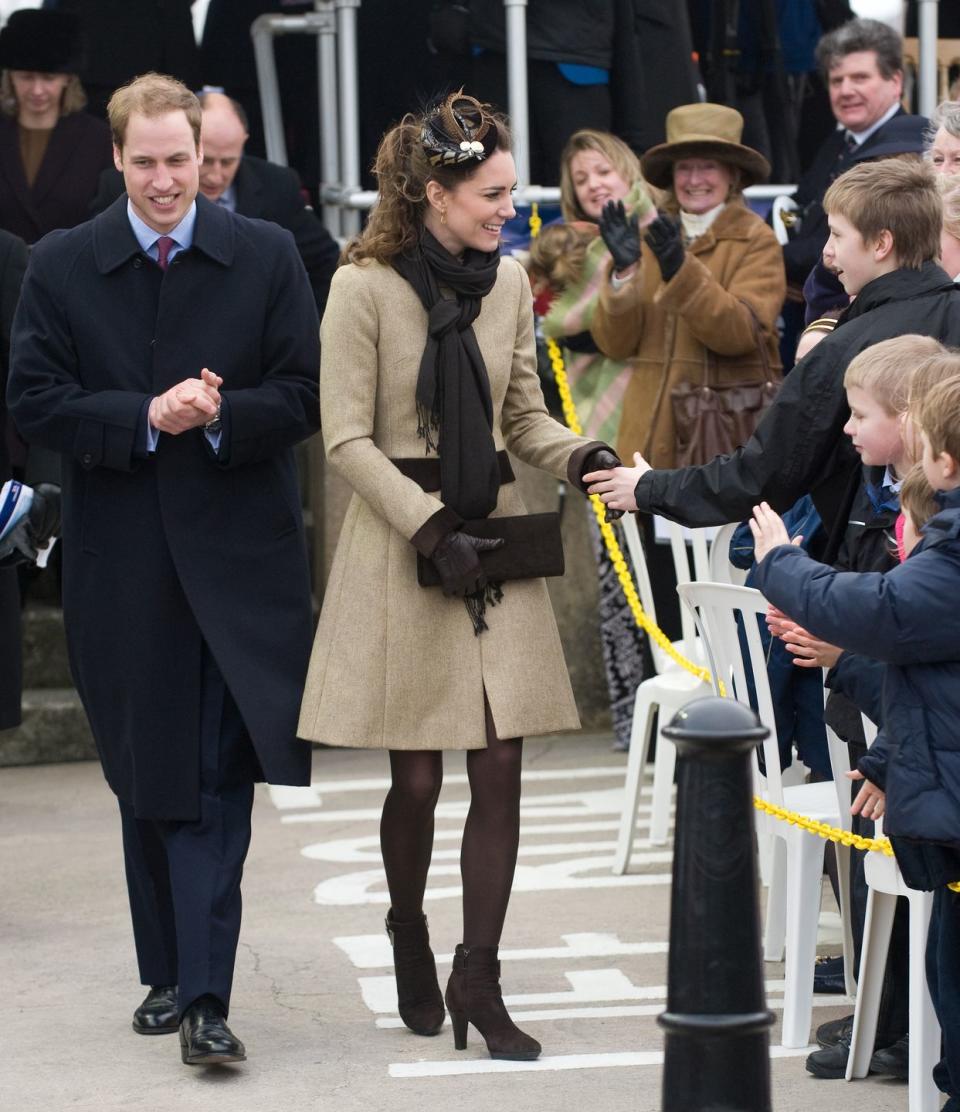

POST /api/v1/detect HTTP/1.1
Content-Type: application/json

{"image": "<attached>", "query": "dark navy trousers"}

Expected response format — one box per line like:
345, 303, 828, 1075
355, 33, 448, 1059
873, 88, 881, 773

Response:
118, 645, 259, 1018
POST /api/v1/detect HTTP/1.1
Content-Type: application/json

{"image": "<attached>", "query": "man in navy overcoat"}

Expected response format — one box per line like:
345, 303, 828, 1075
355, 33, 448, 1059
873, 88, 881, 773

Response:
6, 73, 320, 1067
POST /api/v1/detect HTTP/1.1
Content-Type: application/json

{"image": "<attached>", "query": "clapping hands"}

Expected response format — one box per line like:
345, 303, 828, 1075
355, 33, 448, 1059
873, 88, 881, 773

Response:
148, 368, 223, 435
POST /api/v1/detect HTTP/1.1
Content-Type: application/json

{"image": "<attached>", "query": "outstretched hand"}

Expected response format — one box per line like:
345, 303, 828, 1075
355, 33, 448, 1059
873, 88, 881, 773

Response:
583, 451, 652, 514
598, 199, 641, 275
749, 502, 799, 563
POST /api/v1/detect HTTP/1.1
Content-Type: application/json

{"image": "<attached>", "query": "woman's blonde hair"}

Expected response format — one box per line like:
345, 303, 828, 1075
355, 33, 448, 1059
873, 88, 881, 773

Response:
899, 462, 939, 533
559, 129, 647, 223
344, 99, 512, 267
0, 69, 86, 118
527, 222, 597, 293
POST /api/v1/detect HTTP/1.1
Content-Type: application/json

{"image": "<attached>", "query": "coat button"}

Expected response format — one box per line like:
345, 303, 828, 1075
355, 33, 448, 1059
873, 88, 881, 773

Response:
81, 452, 93, 465
133, 257, 143, 269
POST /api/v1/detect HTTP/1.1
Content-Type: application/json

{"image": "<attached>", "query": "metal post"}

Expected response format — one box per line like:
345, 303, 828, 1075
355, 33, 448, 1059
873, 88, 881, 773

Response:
251, 14, 289, 166
335, 0, 362, 237
315, 1, 342, 238
658, 696, 774, 1112
917, 0, 940, 119
503, 0, 530, 188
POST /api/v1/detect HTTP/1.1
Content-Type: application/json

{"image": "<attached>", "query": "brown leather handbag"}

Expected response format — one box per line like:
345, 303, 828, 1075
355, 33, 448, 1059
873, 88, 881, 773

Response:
669, 301, 781, 468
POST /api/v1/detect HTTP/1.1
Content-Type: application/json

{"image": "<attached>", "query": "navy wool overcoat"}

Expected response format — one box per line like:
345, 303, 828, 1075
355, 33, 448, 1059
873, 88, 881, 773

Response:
7, 194, 320, 820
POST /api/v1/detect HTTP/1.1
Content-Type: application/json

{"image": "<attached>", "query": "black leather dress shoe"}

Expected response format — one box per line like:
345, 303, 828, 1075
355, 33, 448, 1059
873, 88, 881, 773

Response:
805, 1033, 854, 1078
869, 1033, 909, 1079
179, 997, 246, 1065
813, 955, 846, 994
132, 985, 179, 1035
816, 1013, 853, 1049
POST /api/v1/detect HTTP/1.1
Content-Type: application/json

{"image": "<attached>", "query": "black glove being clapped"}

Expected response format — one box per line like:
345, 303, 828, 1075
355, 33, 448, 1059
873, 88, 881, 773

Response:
598, 199, 641, 274
0, 482, 61, 568
644, 215, 685, 282
431, 530, 505, 597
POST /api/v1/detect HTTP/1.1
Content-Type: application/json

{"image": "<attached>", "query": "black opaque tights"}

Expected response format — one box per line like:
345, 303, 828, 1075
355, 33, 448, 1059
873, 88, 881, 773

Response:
379, 705, 523, 948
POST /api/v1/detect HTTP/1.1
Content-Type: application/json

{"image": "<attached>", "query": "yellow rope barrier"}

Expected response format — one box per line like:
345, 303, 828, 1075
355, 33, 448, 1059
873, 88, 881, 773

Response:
531, 210, 960, 890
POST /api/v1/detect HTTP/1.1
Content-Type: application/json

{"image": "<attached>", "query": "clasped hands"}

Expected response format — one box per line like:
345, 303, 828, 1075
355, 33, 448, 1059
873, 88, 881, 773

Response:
148, 368, 222, 435
584, 450, 652, 514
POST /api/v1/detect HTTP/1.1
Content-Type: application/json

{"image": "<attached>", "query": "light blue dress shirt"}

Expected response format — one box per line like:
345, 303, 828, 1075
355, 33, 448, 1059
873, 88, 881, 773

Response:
129, 201, 222, 453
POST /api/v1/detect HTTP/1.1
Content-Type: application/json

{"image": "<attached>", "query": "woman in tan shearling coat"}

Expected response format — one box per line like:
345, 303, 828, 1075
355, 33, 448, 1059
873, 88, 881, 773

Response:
297, 94, 612, 1062
590, 103, 786, 470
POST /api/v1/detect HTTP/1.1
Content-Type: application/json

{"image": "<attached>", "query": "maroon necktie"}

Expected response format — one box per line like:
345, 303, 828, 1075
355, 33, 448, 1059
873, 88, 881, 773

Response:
156, 236, 174, 271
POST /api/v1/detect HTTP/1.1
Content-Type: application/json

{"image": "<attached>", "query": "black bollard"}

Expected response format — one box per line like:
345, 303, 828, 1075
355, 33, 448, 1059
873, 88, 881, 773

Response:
658, 696, 774, 1112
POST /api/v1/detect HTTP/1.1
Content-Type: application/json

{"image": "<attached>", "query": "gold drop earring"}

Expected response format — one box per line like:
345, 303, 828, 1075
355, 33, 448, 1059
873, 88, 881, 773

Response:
440, 205, 447, 225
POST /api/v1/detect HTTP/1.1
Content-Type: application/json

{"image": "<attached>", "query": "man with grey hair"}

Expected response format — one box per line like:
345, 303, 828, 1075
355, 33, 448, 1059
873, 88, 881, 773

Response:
783, 17, 917, 292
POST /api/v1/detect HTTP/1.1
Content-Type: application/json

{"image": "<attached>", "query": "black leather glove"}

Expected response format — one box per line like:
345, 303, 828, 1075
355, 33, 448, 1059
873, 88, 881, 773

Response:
644, 215, 685, 282
431, 530, 505, 598
598, 199, 640, 274
0, 482, 61, 568
581, 447, 624, 521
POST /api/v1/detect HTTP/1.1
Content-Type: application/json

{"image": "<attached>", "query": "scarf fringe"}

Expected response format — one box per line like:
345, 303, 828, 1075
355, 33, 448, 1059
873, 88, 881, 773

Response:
416, 402, 441, 455
463, 580, 504, 636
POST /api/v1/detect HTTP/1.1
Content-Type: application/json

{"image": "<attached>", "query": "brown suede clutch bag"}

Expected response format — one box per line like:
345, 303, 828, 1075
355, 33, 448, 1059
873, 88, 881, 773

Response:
416, 512, 565, 587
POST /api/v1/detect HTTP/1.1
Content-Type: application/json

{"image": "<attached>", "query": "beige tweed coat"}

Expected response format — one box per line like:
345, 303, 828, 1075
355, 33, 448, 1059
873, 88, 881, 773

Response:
297, 253, 601, 750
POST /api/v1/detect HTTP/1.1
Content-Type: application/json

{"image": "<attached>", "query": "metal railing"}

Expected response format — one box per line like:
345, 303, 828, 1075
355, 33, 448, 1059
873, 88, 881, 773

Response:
253, 0, 955, 235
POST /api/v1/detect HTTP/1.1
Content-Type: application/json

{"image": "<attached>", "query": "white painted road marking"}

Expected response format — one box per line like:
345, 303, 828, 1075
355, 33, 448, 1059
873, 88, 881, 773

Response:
388, 1045, 813, 1078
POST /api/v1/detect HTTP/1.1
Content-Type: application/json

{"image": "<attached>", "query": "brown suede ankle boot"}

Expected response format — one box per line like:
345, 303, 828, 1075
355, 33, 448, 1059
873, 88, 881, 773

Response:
444, 944, 541, 1060
385, 910, 445, 1036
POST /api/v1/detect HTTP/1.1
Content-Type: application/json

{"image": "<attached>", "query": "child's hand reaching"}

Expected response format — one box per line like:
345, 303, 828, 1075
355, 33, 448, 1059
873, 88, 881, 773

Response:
847, 770, 885, 820
782, 627, 843, 669
749, 502, 801, 563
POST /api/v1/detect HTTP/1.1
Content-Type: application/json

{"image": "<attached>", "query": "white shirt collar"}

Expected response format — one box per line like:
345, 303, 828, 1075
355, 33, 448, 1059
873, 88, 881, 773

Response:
844, 100, 901, 146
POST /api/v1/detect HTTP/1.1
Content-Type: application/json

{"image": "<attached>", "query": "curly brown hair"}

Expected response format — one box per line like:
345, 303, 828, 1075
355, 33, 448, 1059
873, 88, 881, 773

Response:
527, 222, 598, 293
343, 99, 512, 266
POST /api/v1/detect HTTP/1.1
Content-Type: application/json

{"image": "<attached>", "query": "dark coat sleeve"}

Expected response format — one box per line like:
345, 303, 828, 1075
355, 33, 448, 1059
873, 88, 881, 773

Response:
7, 237, 147, 472
825, 651, 885, 730
857, 730, 890, 789
635, 325, 855, 526
216, 225, 320, 469
752, 543, 960, 667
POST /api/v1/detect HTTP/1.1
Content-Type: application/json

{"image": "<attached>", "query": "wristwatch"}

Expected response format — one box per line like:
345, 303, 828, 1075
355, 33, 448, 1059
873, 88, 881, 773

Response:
204, 402, 222, 433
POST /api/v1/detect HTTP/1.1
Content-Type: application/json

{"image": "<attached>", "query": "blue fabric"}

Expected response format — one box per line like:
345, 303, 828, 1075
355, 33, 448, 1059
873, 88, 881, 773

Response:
127, 200, 196, 262
753, 489, 960, 887
557, 63, 609, 86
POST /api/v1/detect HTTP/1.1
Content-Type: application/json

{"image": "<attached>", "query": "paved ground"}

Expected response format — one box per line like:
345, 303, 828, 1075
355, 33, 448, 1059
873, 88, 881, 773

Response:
1, 733, 925, 1112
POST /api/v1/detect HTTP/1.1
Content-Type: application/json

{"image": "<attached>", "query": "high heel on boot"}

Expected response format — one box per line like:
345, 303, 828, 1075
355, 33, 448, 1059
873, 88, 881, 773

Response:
385, 910, 445, 1036
444, 944, 541, 1061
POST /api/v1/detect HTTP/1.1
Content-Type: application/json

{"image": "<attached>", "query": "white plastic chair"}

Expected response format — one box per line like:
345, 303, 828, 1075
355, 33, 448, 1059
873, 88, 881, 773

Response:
707, 521, 749, 586
845, 715, 941, 1112
677, 580, 855, 1048
612, 515, 710, 868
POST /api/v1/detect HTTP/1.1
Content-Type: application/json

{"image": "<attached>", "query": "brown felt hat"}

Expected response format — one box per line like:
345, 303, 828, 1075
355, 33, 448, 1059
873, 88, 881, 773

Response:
640, 103, 771, 190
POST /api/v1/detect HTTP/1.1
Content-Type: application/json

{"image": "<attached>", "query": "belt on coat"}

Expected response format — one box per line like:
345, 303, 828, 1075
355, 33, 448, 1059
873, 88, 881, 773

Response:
391, 450, 515, 492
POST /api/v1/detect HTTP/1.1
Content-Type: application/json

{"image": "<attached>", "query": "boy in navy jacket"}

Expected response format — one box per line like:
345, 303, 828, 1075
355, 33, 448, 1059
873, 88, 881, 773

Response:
750, 374, 960, 1111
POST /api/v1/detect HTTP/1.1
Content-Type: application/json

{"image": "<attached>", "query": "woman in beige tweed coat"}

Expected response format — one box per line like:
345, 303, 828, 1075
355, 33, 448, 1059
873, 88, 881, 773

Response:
297, 94, 611, 1061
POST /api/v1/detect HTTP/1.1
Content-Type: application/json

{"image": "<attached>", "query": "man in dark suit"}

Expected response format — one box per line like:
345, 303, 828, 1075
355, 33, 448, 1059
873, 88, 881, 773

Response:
783, 18, 912, 291
7, 73, 319, 1067
92, 92, 339, 318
